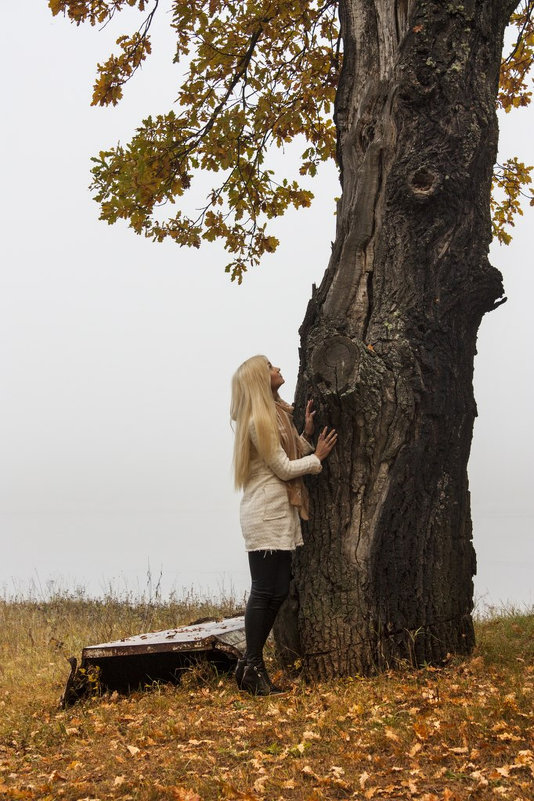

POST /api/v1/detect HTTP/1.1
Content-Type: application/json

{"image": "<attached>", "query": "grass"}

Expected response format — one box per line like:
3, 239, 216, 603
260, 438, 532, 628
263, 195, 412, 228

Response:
0, 591, 533, 801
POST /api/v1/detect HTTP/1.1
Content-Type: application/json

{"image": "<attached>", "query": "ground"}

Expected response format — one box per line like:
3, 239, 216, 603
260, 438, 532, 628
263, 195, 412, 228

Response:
0, 594, 532, 800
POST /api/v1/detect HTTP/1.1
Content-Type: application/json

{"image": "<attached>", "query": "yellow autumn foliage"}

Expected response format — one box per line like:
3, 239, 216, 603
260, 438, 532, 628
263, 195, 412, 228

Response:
49, 0, 533, 276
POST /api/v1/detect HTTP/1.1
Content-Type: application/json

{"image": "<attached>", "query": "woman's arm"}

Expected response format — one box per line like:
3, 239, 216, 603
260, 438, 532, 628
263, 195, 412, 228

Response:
249, 423, 322, 481
299, 434, 315, 456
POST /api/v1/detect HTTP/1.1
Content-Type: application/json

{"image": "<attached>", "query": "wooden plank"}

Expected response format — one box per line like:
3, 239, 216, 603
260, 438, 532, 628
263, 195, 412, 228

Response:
61, 615, 246, 705
81, 615, 245, 659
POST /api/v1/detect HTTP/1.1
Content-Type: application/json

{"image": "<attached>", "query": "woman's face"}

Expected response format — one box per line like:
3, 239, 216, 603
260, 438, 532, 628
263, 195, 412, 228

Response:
268, 361, 284, 393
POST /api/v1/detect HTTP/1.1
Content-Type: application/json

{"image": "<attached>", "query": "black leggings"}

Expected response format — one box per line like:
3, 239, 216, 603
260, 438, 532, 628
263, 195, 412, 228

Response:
244, 550, 292, 665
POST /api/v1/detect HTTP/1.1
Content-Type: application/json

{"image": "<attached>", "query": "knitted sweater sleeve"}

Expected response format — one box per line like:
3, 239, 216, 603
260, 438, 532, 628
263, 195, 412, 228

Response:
299, 434, 314, 456
249, 422, 322, 481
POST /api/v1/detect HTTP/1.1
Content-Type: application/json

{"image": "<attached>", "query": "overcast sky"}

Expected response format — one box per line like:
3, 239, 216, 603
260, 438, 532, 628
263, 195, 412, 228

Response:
1, 2, 532, 610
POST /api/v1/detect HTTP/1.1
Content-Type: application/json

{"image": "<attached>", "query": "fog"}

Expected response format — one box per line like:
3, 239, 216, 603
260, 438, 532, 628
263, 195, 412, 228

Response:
1, 2, 532, 611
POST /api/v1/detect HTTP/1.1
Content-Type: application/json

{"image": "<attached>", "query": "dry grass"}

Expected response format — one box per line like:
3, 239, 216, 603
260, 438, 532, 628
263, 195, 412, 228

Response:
0, 592, 533, 801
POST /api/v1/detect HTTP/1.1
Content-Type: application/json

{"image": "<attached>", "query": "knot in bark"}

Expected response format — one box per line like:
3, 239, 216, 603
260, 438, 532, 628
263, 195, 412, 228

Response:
408, 167, 440, 199
311, 335, 360, 391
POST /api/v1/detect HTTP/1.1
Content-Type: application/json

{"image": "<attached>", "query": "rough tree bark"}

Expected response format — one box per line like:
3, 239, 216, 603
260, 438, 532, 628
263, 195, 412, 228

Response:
276, 0, 518, 678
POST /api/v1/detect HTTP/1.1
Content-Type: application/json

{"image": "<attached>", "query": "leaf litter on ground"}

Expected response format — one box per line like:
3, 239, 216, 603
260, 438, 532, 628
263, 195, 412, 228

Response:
0, 597, 532, 800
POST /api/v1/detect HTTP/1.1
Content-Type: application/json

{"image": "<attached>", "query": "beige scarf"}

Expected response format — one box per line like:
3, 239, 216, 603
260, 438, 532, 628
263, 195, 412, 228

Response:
275, 399, 311, 521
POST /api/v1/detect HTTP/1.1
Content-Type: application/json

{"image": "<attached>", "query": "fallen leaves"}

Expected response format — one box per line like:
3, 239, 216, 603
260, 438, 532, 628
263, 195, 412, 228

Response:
409, 742, 422, 758
2, 601, 533, 801
170, 788, 203, 801
219, 783, 258, 800
413, 721, 431, 741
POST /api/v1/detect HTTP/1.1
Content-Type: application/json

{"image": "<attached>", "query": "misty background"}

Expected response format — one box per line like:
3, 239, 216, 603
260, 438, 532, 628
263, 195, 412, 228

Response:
1, 2, 532, 611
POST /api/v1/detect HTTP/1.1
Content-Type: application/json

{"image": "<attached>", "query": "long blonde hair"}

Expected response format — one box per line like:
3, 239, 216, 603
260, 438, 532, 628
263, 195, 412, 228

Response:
231, 355, 279, 489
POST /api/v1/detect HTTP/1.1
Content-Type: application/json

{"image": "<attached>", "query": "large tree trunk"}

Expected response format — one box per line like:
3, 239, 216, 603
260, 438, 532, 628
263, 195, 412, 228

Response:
276, 0, 518, 678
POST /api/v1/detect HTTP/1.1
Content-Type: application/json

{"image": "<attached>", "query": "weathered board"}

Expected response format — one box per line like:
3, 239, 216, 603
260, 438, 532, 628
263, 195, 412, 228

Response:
61, 615, 245, 706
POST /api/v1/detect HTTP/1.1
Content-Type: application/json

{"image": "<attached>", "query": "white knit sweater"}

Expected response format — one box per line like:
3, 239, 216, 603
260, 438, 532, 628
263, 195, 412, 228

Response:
239, 422, 322, 552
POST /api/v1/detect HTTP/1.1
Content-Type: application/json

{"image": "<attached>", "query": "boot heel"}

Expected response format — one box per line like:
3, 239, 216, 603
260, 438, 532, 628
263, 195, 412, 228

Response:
241, 664, 271, 696
234, 657, 246, 690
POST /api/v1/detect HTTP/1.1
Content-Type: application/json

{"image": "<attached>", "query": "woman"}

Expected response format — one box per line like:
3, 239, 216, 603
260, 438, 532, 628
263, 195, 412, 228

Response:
230, 355, 337, 696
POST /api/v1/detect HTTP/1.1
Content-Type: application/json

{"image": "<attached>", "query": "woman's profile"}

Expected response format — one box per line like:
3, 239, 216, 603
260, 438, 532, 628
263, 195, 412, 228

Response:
230, 354, 337, 696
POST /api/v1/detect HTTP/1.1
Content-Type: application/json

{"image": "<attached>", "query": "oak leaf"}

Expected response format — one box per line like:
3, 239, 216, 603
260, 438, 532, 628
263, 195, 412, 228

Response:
170, 788, 202, 801
364, 787, 378, 799
220, 783, 258, 800
48, 769, 67, 782
413, 722, 430, 741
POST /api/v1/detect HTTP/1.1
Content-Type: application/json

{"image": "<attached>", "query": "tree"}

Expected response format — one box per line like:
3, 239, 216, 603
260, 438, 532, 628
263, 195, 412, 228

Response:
49, 0, 532, 677
283, 0, 530, 678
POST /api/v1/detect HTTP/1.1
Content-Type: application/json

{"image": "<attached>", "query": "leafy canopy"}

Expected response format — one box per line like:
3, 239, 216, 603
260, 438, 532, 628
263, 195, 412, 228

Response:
49, 0, 532, 280
493, 2, 534, 245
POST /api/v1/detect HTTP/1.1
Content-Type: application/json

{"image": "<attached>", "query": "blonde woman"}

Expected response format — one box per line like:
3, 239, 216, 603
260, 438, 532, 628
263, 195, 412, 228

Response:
231, 355, 337, 696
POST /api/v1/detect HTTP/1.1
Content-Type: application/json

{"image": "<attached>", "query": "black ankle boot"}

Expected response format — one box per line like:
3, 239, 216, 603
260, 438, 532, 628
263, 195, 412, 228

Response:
241, 663, 287, 696
258, 659, 284, 694
241, 663, 272, 696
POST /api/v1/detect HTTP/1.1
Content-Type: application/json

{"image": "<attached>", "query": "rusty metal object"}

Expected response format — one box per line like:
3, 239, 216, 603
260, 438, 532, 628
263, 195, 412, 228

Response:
61, 615, 245, 706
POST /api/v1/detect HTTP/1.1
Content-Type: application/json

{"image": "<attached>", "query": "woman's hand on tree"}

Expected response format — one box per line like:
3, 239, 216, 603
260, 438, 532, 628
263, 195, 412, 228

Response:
304, 399, 316, 437
314, 427, 338, 461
